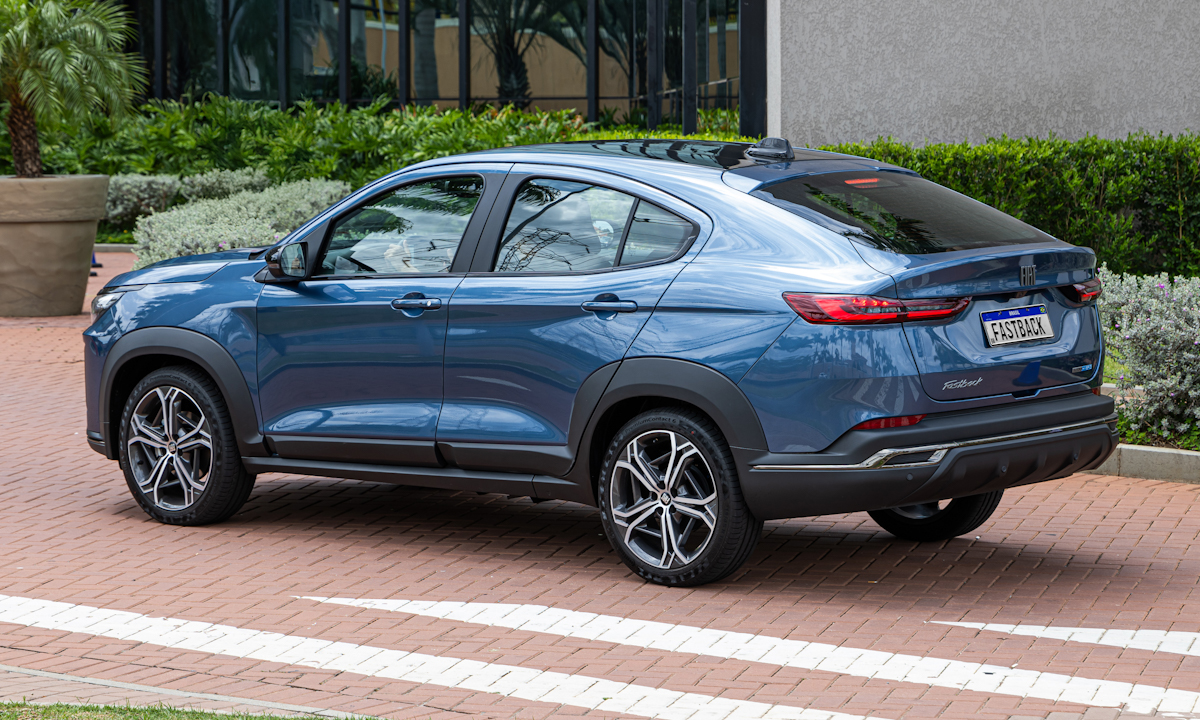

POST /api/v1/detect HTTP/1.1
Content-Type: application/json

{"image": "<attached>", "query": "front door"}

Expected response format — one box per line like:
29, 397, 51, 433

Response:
256, 169, 503, 466
437, 168, 701, 474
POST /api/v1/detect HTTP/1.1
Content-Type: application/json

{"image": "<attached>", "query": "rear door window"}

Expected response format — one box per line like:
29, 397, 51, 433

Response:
493, 177, 693, 272
753, 171, 1051, 254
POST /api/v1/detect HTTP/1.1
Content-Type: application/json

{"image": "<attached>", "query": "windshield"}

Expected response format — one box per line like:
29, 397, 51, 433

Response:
753, 171, 1050, 254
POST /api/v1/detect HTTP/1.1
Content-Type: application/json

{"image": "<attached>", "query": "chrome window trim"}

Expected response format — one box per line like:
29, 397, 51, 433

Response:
750, 414, 1118, 471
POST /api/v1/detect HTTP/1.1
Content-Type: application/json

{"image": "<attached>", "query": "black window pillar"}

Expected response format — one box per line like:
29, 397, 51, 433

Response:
338, 0, 351, 105
738, 0, 766, 137
152, 0, 165, 98
216, 0, 229, 96
646, 0, 661, 129
458, 0, 470, 108
277, 0, 290, 108
682, 0, 697, 134
397, 0, 410, 105
586, 0, 599, 122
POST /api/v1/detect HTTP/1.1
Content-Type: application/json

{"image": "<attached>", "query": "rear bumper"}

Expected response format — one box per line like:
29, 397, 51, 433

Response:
734, 392, 1118, 520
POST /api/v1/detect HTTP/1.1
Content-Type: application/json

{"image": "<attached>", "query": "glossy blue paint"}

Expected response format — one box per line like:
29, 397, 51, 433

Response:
83, 139, 1106, 485
439, 263, 680, 444
257, 276, 463, 440
903, 290, 1103, 401
737, 321, 926, 453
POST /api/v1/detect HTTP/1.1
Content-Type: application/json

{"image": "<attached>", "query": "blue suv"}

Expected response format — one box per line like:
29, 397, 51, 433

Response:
85, 139, 1118, 586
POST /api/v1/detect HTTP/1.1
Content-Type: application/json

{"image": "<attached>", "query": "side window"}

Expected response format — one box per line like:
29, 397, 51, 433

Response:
494, 179, 636, 272
619, 202, 694, 266
316, 177, 483, 276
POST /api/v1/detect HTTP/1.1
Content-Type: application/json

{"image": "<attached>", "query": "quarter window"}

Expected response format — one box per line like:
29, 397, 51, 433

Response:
493, 178, 692, 273
316, 177, 484, 276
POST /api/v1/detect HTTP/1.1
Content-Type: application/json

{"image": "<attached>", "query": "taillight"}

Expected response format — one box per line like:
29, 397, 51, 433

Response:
783, 293, 970, 324
853, 414, 926, 430
1063, 278, 1103, 304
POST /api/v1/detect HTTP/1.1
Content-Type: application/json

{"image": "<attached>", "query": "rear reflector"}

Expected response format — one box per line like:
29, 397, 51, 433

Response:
1065, 278, 1103, 304
853, 414, 926, 430
783, 293, 970, 324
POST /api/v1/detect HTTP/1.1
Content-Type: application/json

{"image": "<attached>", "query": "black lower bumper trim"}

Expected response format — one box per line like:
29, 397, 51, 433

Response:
738, 414, 1118, 520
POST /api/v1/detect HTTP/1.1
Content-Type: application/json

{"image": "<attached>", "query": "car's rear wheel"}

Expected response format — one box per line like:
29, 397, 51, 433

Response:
598, 408, 762, 586
119, 366, 255, 526
868, 490, 1003, 541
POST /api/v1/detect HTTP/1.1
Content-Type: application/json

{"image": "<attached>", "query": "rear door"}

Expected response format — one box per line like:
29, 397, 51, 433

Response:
436, 165, 703, 473
754, 171, 1102, 401
255, 164, 506, 465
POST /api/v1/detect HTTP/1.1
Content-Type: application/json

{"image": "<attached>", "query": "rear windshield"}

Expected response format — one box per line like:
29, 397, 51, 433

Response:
753, 171, 1050, 254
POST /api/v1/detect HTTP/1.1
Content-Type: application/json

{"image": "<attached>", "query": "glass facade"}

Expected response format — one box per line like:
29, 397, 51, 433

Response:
120, 0, 749, 129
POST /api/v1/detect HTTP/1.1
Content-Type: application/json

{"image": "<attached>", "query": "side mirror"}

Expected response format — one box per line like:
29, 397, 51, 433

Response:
265, 243, 307, 281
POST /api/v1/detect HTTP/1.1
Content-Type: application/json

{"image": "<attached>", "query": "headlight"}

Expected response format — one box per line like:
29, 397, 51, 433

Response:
90, 291, 125, 324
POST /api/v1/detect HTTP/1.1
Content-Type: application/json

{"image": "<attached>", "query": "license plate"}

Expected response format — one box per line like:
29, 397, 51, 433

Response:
980, 305, 1053, 346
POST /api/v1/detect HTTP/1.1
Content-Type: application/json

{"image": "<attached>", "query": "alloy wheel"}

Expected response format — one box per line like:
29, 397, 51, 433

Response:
126, 386, 214, 511
608, 429, 718, 570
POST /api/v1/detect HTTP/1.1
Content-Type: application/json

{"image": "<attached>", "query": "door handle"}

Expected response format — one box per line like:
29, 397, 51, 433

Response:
391, 297, 442, 310
581, 300, 637, 313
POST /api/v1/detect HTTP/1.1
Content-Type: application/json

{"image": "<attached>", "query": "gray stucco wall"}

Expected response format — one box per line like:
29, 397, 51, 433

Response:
767, 0, 1200, 147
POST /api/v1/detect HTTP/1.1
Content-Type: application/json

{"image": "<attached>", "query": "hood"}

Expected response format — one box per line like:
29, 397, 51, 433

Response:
107, 249, 259, 288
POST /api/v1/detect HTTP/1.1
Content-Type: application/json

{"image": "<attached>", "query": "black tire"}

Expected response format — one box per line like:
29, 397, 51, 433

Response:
598, 408, 762, 586
868, 490, 1003, 542
119, 365, 255, 526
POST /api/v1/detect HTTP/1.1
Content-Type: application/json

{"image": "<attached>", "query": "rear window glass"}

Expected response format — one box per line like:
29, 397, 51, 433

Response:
753, 171, 1050, 254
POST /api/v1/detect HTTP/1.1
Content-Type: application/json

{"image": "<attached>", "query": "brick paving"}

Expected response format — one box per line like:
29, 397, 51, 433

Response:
0, 263, 1198, 719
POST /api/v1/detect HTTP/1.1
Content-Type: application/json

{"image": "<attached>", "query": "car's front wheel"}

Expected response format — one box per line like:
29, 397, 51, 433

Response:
598, 408, 762, 586
868, 490, 1003, 542
119, 366, 255, 526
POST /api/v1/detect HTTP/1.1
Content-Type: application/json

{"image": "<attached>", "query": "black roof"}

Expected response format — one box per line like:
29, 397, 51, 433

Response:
484, 139, 847, 171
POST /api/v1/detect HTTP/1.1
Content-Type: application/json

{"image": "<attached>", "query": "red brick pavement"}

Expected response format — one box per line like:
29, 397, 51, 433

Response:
0, 298, 1198, 719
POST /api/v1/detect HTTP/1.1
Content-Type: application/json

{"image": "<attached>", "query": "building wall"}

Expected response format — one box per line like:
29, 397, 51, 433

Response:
767, 0, 1200, 147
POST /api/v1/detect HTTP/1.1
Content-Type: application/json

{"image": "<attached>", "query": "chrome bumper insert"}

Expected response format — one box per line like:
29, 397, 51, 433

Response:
750, 414, 1118, 471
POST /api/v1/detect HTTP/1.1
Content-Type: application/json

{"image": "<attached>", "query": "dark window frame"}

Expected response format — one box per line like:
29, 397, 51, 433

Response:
309, 172, 495, 281
479, 173, 701, 277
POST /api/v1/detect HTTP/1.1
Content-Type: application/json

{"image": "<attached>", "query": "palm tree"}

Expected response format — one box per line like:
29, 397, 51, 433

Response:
0, 0, 146, 177
473, 0, 585, 107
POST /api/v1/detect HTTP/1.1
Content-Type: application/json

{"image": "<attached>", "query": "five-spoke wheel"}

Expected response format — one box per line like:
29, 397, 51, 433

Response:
119, 366, 255, 525
599, 408, 761, 586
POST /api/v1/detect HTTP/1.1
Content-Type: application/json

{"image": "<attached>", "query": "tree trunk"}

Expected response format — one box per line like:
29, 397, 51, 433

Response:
413, 7, 440, 103
6, 97, 43, 178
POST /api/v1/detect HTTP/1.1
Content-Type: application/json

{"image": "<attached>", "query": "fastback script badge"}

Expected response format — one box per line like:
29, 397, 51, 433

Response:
943, 377, 984, 390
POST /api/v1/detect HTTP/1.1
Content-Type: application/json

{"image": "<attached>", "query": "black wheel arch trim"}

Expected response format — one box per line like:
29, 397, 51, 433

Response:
100, 327, 266, 460
543, 357, 769, 506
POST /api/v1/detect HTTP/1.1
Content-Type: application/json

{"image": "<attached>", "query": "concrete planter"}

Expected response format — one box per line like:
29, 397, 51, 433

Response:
0, 175, 109, 317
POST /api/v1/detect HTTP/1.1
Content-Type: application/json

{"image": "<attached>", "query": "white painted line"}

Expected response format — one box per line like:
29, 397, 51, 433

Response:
303, 597, 1200, 715
0, 594, 886, 720
932, 622, 1200, 657
0, 662, 364, 718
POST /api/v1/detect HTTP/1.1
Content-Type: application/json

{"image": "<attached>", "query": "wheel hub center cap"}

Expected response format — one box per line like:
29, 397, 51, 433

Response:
167, 441, 177, 454
659, 492, 672, 505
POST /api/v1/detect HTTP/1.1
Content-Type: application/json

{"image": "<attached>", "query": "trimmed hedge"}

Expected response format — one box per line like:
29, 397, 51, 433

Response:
3, 97, 1197, 275
828, 136, 1200, 277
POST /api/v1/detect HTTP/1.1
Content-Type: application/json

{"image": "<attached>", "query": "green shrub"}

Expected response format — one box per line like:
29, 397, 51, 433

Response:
133, 179, 349, 269
4, 96, 1198, 275
1098, 267, 1200, 438
105, 173, 181, 228
182, 167, 272, 200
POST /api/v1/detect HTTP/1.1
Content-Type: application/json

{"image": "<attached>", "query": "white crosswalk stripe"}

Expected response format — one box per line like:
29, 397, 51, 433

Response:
933, 622, 1200, 657
303, 596, 1200, 715
0, 594, 889, 720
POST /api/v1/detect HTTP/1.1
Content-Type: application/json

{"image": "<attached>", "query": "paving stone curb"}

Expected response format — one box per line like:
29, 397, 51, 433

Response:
93, 243, 135, 252
1094, 444, 1200, 485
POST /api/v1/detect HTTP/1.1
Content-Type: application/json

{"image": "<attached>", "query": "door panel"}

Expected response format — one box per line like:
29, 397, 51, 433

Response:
438, 170, 701, 452
255, 167, 504, 466
437, 267, 681, 446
